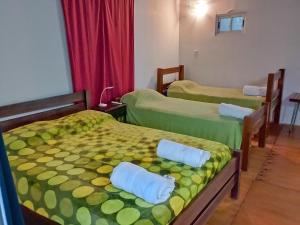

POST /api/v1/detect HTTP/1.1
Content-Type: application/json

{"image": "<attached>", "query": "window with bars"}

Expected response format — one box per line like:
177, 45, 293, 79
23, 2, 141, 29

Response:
216, 13, 245, 34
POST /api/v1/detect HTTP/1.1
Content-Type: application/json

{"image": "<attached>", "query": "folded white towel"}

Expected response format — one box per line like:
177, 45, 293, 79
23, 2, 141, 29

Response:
243, 85, 267, 97
219, 103, 254, 119
157, 139, 211, 168
110, 162, 175, 204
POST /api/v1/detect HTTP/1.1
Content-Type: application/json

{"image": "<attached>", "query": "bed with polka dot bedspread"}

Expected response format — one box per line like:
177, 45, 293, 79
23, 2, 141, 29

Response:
4, 110, 232, 225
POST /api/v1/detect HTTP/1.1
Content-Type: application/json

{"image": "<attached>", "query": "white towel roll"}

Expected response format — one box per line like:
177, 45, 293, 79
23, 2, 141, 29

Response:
243, 85, 267, 96
219, 103, 254, 119
157, 139, 211, 168
110, 162, 175, 204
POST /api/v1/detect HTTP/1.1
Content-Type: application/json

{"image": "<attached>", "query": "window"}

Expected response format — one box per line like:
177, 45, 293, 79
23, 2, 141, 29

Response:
219, 17, 231, 32
216, 13, 245, 34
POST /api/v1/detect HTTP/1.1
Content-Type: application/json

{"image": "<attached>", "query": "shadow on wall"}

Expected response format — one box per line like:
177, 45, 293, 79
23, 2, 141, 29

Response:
149, 75, 156, 90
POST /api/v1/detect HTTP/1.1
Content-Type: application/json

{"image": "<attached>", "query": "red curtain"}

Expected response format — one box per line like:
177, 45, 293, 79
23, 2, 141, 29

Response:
61, 0, 134, 106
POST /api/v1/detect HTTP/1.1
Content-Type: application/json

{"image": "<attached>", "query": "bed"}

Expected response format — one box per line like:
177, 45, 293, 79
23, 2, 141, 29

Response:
0, 91, 240, 225
157, 65, 285, 126
121, 89, 267, 171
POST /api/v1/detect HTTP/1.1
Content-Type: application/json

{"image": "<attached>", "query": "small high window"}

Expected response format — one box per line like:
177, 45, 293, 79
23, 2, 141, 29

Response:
216, 12, 245, 34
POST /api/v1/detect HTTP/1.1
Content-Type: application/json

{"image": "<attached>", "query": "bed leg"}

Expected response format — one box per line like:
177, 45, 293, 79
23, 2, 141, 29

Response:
274, 103, 282, 126
258, 123, 266, 148
241, 138, 250, 171
274, 69, 285, 125
241, 116, 252, 171
231, 176, 240, 199
259, 103, 268, 148
230, 178, 240, 200
231, 151, 241, 199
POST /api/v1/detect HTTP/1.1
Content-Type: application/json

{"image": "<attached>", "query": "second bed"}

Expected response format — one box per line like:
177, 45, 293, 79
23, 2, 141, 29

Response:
157, 65, 285, 126
122, 89, 267, 171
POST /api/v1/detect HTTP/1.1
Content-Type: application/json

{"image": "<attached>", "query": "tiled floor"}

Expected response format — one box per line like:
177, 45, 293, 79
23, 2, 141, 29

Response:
207, 125, 300, 225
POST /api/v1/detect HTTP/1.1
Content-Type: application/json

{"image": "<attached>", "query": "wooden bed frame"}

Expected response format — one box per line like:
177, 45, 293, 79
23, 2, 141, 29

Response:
266, 69, 285, 127
157, 65, 286, 170
157, 65, 185, 95
241, 104, 267, 171
157, 65, 285, 127
0, 91, 241, 225
0, 91, 90, 132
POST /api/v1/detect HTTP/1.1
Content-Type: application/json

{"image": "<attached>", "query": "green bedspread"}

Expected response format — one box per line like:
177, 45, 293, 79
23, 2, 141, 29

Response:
4, 110, 231, 225
168, 80, 265, 109
122, 89, 243, 149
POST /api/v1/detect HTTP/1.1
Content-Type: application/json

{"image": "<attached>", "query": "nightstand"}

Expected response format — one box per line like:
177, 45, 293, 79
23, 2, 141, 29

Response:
93, 103, 127, 122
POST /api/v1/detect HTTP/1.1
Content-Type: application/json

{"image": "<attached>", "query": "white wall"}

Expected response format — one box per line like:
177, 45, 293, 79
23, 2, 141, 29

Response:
180, 0, 300, 124
135, 0, 180, 89
0, 0, 72, 106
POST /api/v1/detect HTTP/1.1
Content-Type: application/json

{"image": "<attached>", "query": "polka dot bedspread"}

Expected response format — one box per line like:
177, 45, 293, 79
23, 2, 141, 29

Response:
4, 110, 232, 225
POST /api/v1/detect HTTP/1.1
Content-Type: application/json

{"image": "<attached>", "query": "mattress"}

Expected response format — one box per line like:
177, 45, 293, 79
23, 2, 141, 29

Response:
168, 80, 265, 110
4, 110, 231, 225
122, 89, 243, 149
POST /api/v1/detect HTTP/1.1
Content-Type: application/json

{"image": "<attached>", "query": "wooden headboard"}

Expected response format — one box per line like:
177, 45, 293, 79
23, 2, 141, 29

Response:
0, 91, 90, 132
265, 68, 285, 125
157, 65, 184, 94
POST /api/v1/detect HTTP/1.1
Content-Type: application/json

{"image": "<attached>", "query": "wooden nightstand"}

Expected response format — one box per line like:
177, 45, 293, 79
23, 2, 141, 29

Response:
93, 103, 127, 122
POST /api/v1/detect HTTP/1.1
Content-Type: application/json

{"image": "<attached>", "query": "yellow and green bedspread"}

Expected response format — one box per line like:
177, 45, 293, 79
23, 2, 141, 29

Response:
168, 80, 265, 110
4, 110, 231, 225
